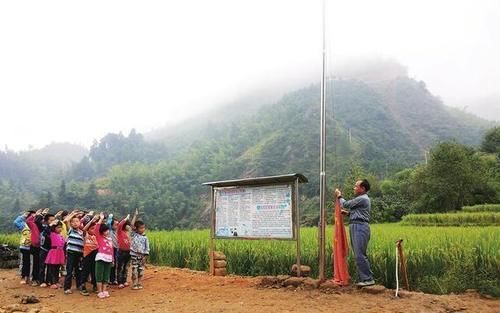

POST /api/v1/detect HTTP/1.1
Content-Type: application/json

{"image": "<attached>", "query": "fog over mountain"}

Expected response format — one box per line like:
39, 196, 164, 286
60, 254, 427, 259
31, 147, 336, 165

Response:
1, 0, 499, 150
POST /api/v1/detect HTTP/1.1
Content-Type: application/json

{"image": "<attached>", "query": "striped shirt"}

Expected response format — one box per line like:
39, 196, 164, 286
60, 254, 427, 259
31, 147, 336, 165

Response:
66, 228, 84, 254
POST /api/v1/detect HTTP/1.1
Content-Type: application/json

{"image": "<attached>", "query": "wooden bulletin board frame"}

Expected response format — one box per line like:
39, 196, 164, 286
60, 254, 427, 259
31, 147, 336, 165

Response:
203, 173, 308, 276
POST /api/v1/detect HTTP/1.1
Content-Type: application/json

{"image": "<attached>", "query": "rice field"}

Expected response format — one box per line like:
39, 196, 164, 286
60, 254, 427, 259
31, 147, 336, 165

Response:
2, 224, 499, 296
462, 204, 500, 213
146, 224, 499, 296
401, 212, 500, 226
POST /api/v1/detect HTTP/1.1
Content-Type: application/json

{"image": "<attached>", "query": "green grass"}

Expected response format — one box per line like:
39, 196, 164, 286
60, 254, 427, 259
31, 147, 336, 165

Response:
401, 212, 500, 226
462, 204, 500, 213
3, 225, 499, 297
147, 224, 499, 296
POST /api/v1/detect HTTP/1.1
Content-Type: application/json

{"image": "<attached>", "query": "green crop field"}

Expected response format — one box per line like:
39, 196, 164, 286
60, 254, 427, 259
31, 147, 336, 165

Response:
2, 224, 499, 297
401, 212, 500, 226
462, 204, 500, 213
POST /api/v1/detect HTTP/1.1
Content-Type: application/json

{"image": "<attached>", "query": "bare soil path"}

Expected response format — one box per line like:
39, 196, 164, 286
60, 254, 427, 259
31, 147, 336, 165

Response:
0, 266, 498, 313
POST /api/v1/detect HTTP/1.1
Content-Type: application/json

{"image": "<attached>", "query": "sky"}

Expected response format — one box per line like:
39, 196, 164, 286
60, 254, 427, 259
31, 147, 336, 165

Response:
1, 0, 499, 151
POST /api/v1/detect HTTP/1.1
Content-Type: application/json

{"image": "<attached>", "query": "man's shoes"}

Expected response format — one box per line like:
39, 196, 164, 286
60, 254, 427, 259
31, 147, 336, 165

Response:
356, 280, 375, 287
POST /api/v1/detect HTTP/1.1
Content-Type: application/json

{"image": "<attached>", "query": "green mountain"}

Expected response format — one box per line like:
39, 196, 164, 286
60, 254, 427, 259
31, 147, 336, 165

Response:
0, 62, 496, 230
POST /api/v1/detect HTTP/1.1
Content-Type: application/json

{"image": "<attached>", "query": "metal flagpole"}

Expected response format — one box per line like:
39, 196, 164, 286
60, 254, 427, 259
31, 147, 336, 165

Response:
318, 0, 327, 282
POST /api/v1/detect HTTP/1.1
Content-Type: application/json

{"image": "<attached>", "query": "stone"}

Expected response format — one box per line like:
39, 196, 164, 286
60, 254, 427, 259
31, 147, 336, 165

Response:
303, 278, 321, 289
276, 275, 290, 285
213, 260, 227, 268
396, 290, 412, 298
213, 268, 227, 276
212, 251, 226, 260
259, 276, 279, 287
319, 280, 341, 291
21, 296, 40, 304
290, 264, 311, 277
361, 284, 387, 295
282, 277, 306, 288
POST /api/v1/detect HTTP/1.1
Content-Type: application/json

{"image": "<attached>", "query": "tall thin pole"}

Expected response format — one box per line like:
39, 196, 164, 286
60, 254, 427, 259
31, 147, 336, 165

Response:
318, 0, 327, 282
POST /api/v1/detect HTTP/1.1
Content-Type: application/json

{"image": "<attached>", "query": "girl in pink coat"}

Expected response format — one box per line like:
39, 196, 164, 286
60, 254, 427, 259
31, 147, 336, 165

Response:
45, 220, 66, 289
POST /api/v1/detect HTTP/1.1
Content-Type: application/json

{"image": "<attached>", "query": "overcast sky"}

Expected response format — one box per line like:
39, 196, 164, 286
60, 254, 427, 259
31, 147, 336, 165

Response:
1, 0, 499, 151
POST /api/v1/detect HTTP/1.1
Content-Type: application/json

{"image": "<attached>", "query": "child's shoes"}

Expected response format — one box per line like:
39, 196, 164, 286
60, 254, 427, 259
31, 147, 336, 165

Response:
103, 291, 110, 298
132, 285, 140, 290
39, 283, 47, 288
97, 292, 106, 299
49, 284, 59, 289
118, 284, 125, 289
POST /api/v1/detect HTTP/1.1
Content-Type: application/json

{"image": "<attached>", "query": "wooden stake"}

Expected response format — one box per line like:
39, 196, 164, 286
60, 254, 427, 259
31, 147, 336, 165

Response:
396, 239, 410, 291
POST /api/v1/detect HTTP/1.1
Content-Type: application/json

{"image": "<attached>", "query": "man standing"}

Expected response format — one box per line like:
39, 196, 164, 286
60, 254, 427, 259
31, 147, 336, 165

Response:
335, 179, 375, 286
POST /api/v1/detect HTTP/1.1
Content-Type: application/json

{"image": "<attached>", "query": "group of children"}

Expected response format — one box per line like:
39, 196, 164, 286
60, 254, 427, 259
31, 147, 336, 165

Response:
13, 208, 150, 299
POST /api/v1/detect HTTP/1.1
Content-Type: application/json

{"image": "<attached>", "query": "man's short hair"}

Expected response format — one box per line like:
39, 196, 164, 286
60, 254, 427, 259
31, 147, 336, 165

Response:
360, 179, 371, 192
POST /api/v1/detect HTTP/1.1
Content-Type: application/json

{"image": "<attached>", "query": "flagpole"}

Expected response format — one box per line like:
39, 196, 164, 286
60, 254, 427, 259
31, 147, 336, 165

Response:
318, 0, 327, 282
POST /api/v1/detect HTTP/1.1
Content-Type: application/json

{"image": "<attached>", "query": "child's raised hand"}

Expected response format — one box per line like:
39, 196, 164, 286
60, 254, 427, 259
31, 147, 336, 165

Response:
55, 210, 63, 218
99, 212, 105, 220
35, 209, 43, 215
135, 208, 139, 216
125, 214, 130, 221
42, 208, 50, 215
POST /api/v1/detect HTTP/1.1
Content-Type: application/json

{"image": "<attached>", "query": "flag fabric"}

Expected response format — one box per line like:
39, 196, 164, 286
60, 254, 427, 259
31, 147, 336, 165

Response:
333, 198, 350, 285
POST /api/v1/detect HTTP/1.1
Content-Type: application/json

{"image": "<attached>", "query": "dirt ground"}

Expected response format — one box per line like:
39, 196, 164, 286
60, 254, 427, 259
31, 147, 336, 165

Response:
0, 266, 498, 313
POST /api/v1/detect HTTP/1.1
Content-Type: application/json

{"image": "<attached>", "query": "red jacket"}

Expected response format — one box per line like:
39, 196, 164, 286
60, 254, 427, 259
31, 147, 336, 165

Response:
26, 215, 40, 247
117, 219, 130, 251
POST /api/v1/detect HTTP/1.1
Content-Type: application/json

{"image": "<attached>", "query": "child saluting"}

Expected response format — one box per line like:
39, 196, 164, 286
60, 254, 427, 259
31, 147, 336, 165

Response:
94, 212, 114, 299
130, 208, 150, 290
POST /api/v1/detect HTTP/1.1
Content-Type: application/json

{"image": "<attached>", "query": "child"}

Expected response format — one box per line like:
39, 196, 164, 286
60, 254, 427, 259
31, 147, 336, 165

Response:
116, 210, 137, 288
94, 213, 114, 299
44, 220, 66, 289
37, 209, 55, 287
80, 215, 99, 296
25, 208, 48, 286
63, 210, 84, 294
13, 211, 34, 285
107, 214, 119, 285
130, 215, 150, 290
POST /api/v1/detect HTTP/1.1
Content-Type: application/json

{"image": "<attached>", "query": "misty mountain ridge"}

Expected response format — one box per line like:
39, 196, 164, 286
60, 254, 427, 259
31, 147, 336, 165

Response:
0, 59, 497, 230
145, 59, 493, 161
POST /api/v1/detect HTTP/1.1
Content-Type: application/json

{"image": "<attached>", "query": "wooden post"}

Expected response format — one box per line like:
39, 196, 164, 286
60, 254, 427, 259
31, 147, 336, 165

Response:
396, 239, 410, 291
294, 179, 301, 277
209, 187, 215, 275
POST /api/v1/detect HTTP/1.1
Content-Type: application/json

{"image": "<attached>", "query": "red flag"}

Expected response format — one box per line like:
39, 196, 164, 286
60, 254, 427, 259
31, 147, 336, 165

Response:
333, 198, 350, 285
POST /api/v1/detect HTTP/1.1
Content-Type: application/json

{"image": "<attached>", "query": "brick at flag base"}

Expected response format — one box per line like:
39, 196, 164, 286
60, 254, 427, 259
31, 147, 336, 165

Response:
332, 198, 350, 285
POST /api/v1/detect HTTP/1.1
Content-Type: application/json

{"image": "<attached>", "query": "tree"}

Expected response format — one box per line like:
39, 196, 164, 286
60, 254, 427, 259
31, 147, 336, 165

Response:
83, 183, 98, 208
13, 198, 21, 213
411, 142, 494, 212
57, 180, 67, 206
481, 127, 500, 154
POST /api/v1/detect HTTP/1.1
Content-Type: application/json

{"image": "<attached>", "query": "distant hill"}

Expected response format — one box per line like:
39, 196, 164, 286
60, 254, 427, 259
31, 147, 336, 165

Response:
20, 142, 88, 168
1, 60, 496, 230
0, 142, 87, 184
